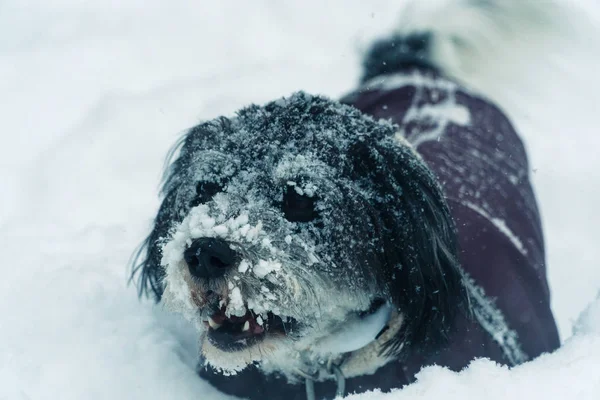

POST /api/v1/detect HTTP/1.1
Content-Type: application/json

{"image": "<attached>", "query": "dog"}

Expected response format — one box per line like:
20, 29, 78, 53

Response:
132, 1, 561, 398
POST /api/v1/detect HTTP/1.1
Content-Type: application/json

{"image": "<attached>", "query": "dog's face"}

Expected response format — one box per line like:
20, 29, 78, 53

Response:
134, 92, 466, 376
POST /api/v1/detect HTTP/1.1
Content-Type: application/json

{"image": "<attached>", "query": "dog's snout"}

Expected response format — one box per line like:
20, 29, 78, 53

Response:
184, 238, 238, 278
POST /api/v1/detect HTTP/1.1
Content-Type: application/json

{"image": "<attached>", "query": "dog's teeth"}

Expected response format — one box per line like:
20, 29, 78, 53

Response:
242, 321, 250, 332
208, 317, 222, 330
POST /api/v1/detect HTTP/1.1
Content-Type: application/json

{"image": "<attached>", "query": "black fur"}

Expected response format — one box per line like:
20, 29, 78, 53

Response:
131, 93, 469, 397
348, 138, 468, 353
361, 33, 436, 83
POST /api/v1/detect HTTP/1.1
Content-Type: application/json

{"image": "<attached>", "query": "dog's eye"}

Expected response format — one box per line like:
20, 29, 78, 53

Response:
190, 181, 222, 207
282, 186, 318, 222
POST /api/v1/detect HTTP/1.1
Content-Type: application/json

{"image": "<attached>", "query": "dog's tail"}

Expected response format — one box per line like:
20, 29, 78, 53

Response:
361, 0, 574, 98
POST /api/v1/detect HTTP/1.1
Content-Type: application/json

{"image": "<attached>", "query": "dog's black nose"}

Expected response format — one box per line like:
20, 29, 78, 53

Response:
184, 238, 238, 279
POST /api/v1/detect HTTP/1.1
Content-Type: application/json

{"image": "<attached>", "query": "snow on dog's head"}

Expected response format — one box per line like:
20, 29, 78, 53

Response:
132, 92, 466, 376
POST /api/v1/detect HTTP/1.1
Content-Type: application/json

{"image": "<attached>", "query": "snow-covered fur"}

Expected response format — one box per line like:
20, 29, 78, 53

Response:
133, 93, 466, 377
381, 0, 566, 95
132, 0, 564, 398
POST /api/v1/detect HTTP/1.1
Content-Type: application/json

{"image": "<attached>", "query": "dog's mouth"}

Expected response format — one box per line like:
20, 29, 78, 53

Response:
204, 307, 298, 352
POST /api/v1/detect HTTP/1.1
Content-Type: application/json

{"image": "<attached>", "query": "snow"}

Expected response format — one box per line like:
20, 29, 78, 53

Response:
253, 260, 282, 279
2, 0, 600, 399
227, 287, 246, 317
346, 294, 600, 400
371, 71, 471, 148
461, 201, 528, 257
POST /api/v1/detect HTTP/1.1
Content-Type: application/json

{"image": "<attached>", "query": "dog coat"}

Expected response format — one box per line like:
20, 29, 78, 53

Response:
342, 67, 561, 379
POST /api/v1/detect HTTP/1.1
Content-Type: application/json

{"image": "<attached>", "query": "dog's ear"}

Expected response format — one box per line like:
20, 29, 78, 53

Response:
130, 190, 179, 302
351, 136, 468, 355
129, 136, 187, 302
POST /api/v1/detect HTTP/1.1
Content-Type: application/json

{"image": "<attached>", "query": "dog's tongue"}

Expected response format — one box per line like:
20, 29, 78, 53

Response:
314, 302, 392, 355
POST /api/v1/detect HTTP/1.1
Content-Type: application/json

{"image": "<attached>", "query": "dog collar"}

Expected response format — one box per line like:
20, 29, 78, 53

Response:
295, 305, 402, 400
295, 358, 346, 400
313, 301, 393, 354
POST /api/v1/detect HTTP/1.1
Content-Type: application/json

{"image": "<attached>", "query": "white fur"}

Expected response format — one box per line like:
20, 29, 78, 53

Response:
160, 200, 377, 377
394, 0, 575, 102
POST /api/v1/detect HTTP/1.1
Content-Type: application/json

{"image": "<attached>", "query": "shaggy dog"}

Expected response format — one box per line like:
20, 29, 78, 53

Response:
133, 1, 561, 398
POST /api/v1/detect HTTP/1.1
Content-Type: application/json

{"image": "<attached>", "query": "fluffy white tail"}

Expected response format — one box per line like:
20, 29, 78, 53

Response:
364, 0, 590, 106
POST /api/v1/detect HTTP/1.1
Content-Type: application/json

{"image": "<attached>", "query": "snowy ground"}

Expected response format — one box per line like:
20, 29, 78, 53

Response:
2, 1, 600, 399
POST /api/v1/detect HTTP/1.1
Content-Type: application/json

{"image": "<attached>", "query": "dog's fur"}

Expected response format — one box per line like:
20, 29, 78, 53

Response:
135, 94, 465, 368
132, 1, 564, 398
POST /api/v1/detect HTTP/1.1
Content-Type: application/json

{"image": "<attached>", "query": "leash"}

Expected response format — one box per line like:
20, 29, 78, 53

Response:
305, 377, 316, 400
297, 360, 346, 400
296, 302, 393, 399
